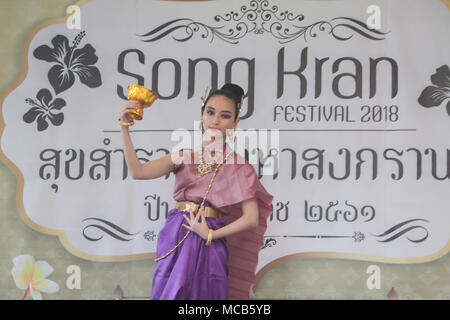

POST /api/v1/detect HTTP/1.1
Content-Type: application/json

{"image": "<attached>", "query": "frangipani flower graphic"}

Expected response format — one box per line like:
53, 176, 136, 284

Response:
23, 88, 66, 131
33, 32, 102, 94
418, 65, 450, 117
11, 254, 59, 300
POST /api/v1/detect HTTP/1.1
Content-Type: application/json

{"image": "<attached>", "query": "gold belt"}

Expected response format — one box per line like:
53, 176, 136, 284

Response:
175, 201, 223, 219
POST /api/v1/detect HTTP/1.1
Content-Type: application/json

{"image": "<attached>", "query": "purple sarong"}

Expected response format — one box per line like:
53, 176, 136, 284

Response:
151, 200, 229, 300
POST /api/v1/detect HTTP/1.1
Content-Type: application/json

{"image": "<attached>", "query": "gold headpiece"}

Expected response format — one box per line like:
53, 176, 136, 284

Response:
238, 94, 244, 110
201, 87, 212, 107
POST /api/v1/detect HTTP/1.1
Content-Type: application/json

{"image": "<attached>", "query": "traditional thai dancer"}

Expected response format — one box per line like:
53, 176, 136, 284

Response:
119, 83, 273, 300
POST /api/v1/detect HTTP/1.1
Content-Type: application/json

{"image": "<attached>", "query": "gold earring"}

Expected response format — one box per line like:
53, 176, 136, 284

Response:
227, 128, 236, 143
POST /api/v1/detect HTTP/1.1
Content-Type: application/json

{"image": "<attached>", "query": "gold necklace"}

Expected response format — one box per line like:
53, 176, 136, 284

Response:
197, 145, 221, 176
197, 144, 232, 176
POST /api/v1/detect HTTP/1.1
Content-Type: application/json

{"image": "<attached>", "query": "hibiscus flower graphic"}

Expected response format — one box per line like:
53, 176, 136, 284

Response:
23, 88, 66, 131
418, 65, 450, 117
33, 31, 102, 94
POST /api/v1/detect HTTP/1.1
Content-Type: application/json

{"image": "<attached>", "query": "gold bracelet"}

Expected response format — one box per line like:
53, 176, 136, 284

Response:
205, 229, 213, 246
117, 118, 134, 126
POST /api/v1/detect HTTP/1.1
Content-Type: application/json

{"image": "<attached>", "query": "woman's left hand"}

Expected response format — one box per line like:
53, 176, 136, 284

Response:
182, 207, 209, 240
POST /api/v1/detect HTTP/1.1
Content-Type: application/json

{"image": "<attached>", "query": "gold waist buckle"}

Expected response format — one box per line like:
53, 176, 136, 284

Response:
175, 201, 223, 219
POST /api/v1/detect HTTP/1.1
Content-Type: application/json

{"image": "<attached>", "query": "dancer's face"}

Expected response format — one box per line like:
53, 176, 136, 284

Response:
201, 95, 239, 141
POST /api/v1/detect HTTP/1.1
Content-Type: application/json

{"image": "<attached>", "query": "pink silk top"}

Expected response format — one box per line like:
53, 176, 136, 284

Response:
172, 143, 274, 300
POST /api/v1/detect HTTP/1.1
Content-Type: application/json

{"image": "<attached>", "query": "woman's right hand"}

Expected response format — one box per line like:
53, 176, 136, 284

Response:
119, 101, 140, 123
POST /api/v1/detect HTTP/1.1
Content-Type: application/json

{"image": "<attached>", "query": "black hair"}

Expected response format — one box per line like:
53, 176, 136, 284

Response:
201, 83, 245, 121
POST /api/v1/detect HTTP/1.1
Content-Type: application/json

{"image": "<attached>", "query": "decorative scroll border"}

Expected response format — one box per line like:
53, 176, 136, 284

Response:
261, 218, 431, 249
138, 0, 390, 44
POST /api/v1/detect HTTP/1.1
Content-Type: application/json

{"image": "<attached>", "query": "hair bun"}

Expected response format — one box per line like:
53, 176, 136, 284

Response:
220, 83, 244, 103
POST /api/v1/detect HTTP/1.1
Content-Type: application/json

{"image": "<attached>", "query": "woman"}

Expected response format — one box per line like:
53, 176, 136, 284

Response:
119, 83, 273, 300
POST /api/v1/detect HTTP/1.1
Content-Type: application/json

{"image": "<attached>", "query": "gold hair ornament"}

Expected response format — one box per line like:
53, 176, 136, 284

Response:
201, 86, 212, 108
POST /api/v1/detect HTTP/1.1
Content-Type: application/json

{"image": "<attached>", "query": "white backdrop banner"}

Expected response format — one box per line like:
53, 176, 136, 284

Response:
1, 0, 449, 273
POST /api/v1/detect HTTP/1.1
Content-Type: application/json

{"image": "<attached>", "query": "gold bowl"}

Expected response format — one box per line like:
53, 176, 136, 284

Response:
127, 85, 158, 120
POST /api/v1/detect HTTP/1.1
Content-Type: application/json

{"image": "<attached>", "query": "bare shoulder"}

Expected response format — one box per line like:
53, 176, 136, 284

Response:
166, 149, 189, 167
170, 149, 192, 162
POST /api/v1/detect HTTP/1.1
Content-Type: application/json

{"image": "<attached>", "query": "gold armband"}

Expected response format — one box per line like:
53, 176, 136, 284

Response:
205, 229, 214, 246
117, 118, 134, 126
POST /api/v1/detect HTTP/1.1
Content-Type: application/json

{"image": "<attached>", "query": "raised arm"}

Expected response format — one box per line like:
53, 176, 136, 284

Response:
120, 101, 180, 180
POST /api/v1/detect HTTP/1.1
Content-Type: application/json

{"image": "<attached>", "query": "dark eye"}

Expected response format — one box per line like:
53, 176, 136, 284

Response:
222, 114, 231, 119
